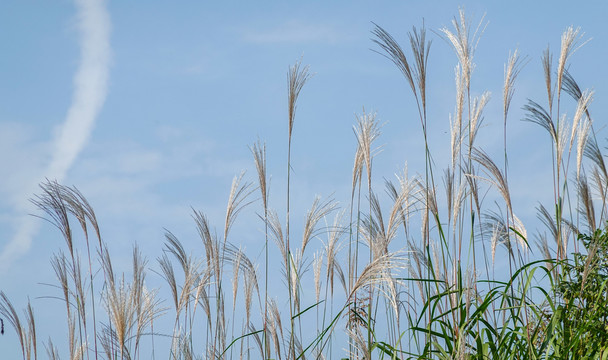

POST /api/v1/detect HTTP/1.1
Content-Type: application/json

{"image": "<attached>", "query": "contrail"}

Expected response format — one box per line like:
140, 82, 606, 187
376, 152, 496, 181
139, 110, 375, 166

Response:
0, 0, 111, 272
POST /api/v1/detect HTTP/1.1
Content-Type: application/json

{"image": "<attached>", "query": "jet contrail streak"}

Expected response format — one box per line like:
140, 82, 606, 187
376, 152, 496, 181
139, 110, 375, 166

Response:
0, 0, 111, 272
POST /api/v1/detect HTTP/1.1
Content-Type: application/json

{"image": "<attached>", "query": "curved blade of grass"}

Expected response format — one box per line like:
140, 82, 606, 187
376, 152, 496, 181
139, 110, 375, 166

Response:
219, 329, 263, 358
292, 300, 324, 320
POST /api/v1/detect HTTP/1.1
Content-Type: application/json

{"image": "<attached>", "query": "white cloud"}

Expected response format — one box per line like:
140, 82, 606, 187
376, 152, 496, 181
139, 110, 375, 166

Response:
243, 20, 344, 44
0, 0, 111, 273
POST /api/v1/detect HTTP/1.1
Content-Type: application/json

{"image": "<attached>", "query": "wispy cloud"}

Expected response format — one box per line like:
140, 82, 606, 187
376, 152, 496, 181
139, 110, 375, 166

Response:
47, 0, 111, 180
0, 0, 111, 272
243, 20, 345, 44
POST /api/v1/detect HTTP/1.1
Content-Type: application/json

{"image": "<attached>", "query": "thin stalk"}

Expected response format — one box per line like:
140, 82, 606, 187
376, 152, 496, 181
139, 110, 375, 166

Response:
286, 59, 311, 359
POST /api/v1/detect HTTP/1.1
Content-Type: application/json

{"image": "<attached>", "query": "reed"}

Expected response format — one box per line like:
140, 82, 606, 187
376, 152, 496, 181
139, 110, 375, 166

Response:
5, 9, 608, 359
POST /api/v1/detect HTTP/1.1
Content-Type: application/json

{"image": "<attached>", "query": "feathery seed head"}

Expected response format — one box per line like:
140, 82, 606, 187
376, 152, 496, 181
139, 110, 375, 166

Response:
302, 196, 338, 253
288, 58, 312, 140
491, 226, 499, 265
576, 116, 592, 180
372, 22, 431, 114
557, 27, 588, 103
224, 171, 254, 242
469, 92, 491, 147
471, 148, 512, 215
542, 47, 554, 107
570, 90, 593, 149
440, 8, 487, 91
250, 140, 268, 211
353, 111, 382, 185
503, 49, 526, 119
313, 252, 323, 302
512, 214, 528, 252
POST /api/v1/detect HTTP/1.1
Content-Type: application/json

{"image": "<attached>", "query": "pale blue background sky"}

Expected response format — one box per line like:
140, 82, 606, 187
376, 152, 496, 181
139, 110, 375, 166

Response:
1, 1, 607, 358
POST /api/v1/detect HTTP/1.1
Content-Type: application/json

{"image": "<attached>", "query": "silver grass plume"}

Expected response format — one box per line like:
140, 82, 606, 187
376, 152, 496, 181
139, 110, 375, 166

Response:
353, 111, 382, 187
440, 8, 487, 91
301, 196, 338, 254
556, 27, 588, 105
288, 59, 312, 141
503, 49, 526, 120
224, 171, 254, 242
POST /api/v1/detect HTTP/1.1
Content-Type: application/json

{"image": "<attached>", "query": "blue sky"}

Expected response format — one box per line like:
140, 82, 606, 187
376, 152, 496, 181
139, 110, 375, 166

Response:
1, 0, 607, 358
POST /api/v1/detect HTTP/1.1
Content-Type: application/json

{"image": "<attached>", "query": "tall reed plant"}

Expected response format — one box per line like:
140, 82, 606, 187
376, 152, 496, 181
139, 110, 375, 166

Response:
3, 9, 608, 360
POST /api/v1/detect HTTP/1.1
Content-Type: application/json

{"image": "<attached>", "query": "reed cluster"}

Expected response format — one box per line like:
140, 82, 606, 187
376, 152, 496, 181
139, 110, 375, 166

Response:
2, 8, 608, 359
